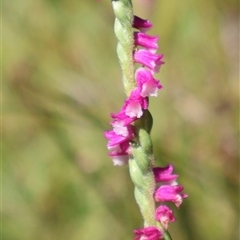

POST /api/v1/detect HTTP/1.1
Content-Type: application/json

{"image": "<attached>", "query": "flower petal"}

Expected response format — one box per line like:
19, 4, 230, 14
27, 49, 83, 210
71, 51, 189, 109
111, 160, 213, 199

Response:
134, 226, 163, 240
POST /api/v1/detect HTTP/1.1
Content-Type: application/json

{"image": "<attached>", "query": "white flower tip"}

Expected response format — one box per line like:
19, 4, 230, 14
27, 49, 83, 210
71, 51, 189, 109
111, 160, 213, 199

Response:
112, 156, 129, 166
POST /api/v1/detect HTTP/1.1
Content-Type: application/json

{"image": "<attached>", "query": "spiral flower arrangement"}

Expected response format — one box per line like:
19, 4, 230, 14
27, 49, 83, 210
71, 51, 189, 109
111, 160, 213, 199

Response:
104, 1, 187, 239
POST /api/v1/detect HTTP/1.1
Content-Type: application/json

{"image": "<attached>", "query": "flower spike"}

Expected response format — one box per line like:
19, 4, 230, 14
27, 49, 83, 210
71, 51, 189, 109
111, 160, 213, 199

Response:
106, 1, 188, 239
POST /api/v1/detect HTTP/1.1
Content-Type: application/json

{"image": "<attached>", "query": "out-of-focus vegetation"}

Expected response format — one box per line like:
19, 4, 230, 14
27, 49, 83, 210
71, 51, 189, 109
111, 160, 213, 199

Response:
3, 0, 239, 239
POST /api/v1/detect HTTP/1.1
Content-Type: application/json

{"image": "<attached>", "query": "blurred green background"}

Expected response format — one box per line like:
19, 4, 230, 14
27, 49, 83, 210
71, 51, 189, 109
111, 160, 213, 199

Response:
3, 0, 239, 239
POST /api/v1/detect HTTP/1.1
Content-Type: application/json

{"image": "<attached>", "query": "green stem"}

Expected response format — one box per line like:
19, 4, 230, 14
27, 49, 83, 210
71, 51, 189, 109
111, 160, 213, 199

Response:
129, 147, 156, 226
112, 0, 135, 96
129, 121, 173, 240
164, 231, 173, 240
129, 127, 156, 224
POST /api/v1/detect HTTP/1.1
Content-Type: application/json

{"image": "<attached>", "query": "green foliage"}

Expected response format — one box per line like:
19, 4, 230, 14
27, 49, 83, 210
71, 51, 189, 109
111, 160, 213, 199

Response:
3, 0, 238, 239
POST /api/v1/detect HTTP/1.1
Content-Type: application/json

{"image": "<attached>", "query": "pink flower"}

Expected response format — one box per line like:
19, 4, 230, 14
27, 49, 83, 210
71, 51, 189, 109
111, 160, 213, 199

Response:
111, 120, 132, 137
134, 49, 164, 74
155, 205, 176, 229
111, 111, 136, 126
152, 164, 178, 183
155, 185, 188, 208
107, 140, 131, 166
134, 226, 163, 240
107, 140, 130, 154
122, 88, 148, 118
135, 68, 162, 97
134, 32, 158, 52
133, 16, 153, 32
104, 127, 134, 147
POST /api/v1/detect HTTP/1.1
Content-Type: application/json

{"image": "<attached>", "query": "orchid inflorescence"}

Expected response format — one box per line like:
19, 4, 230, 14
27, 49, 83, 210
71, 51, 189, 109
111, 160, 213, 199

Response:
105, 16, 163, 167
105, 1, 187, 239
